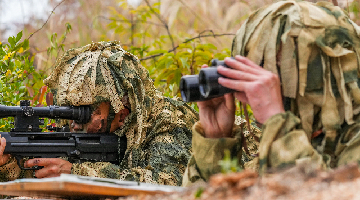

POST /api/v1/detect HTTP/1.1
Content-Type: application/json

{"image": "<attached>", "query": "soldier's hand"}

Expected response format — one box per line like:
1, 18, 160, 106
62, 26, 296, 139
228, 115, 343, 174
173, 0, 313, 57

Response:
24, 158, 72, 178
218, 55, 285, 124
0, 135, 11, 166
197, 65, 236, 138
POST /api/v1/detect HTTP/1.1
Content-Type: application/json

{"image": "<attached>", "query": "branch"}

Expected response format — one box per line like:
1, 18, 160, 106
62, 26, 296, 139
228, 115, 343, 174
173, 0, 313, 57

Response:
96, 16, 165, 27
143, 0, 176, 54
27, 0, 66, 40
29, 40, 78, 53
140, 31, 235, 61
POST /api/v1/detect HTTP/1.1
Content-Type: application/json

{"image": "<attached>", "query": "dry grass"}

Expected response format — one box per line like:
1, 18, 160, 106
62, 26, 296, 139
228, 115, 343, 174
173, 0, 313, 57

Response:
1, 0, 356, 75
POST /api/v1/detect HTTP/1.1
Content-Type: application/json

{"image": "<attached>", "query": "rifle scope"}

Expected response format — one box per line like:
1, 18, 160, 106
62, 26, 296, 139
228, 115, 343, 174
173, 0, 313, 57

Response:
0, 100, 92, 132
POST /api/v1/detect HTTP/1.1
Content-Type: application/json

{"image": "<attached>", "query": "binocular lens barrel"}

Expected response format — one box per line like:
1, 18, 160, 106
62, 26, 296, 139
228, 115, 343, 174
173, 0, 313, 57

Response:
179, 58, 234, 102
199, 67, 233, 98
180, 75, 203, 102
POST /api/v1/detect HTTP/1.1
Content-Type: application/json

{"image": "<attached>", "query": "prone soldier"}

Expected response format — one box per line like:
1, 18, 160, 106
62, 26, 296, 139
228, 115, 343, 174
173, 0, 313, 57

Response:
0, 41, 199, 186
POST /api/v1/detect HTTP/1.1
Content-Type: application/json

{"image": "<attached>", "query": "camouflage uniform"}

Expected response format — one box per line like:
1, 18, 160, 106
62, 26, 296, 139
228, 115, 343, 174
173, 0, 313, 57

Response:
0, 41, 199, 186
183, 0, 360, 186
182, 117, 261, 186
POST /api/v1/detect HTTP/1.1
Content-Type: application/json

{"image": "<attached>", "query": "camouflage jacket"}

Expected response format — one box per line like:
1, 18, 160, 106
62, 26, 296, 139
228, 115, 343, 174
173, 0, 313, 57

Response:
258, 111, 360, 174
182, 117, 261, 187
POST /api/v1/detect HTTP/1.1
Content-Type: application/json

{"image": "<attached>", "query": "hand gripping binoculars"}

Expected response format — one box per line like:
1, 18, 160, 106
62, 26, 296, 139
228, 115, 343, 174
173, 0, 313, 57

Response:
180, 58, 235, 102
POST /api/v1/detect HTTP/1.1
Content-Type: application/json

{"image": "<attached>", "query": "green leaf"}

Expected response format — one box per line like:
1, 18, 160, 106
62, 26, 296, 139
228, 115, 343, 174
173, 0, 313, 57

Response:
164, 58, 174, 69
156, 68, 176, 83
114, 25, 124, 34
173, 69, 182, 85
195, 51, 212, 60
179, 57, 189, 69
15, 31, 23, 43
65, 23, 72, 33
178, 43, 192, 49
107, 21, 118, 29
8, 36, 15, 47
194, 187, 204, 198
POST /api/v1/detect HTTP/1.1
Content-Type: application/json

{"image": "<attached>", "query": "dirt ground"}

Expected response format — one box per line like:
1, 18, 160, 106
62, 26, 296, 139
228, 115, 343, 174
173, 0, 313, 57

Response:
123, 163, 360, 200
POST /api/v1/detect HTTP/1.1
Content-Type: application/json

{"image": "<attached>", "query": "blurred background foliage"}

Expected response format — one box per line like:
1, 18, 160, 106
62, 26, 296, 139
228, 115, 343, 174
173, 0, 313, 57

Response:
0, 0, 357, 131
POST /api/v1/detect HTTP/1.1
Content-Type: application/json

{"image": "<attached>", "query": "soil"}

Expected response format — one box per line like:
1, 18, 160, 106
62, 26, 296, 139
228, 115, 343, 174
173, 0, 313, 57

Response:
123, 163, 360, 200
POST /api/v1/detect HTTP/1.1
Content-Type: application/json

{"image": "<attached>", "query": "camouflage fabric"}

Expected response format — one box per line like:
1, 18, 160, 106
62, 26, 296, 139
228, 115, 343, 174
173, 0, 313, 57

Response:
0, 41, 199, 186
0, 157, 32, 182
182, 116, 261, 186
230, 1, 360, 174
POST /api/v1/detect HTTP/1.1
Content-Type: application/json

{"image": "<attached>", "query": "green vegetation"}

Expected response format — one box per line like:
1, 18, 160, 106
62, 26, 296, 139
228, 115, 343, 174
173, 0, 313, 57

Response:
0, 0, 357, 130
0, 31, 47, 131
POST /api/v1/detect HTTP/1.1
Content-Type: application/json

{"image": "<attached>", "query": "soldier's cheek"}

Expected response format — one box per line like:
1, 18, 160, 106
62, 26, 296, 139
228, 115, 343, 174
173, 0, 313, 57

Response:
86, 118, 106, 133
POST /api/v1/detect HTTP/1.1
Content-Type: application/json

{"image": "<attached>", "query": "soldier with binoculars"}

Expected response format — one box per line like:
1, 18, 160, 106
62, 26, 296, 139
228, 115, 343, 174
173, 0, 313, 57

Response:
183, 0, 360, 186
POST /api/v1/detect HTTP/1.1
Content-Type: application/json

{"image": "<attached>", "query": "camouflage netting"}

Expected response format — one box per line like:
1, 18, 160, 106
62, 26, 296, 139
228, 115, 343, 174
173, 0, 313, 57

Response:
231, 1, 360, 173
0, 41, 199, 186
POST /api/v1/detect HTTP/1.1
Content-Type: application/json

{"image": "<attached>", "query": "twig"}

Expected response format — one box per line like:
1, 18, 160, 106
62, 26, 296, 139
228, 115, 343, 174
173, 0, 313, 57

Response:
95, 16, 165, 27
144, 0, 176, 54
130, 12, 134, 46
27, 0, 66, 40
29, 41, 78, 53
140, 32, 235, 61
176, 0, 220, 33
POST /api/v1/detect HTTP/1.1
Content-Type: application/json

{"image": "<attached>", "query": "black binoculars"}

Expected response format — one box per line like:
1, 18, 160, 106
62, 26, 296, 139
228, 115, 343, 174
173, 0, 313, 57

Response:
180, 58, 235, 102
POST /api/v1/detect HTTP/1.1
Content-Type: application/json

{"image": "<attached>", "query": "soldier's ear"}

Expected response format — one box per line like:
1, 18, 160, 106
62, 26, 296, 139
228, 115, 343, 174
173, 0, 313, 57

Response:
109, 108, 130, 133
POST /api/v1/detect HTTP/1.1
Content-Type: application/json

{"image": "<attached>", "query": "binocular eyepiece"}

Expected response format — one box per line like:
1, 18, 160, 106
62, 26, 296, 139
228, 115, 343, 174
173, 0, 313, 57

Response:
180, 58, 234, 102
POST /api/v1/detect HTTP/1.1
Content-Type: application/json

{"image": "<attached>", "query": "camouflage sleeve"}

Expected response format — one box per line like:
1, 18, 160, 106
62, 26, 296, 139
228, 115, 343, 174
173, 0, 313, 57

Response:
0, 157, 33, 182
182, 121, 242, 187
336, 117, 360, 166
71, 126, 194, 186
259, 111, 326, 174
71, 162, 122, 179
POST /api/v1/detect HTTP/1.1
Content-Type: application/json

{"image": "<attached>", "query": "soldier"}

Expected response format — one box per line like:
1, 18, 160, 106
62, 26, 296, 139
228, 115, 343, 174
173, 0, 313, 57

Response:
183, 0, 360, 186
0, 41, 198, 186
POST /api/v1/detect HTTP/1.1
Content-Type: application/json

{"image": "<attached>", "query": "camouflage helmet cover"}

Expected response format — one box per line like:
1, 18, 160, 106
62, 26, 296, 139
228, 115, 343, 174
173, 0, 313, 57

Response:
44, 41, 162, 145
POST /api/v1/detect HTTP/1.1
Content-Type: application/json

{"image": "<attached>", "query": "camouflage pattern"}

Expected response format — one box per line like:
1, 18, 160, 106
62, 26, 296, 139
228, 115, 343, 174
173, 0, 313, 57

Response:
183, 0, 360, 186
0, 157, 32, 182
0, 41, 199, 186
230, 1, 360, 174
182, 116, 261, 186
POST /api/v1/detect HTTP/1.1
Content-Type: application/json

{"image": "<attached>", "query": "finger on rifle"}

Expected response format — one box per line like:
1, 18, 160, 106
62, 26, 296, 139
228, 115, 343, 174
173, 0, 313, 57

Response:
224, 56, 262, 74
34, 165, 60, 178
217, 66, 257, 81
0, 137, 6, 156
25, 158, 54, 168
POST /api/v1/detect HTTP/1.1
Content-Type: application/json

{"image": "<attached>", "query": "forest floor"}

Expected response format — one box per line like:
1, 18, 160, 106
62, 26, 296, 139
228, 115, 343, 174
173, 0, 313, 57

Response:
124, 162, 360, 200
